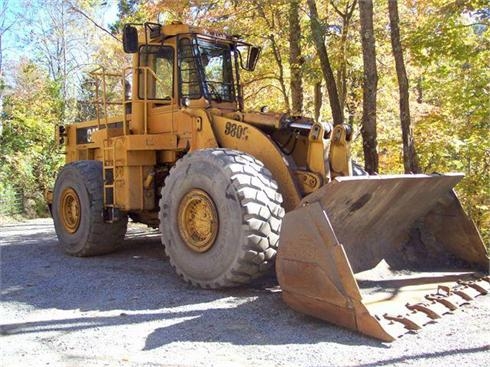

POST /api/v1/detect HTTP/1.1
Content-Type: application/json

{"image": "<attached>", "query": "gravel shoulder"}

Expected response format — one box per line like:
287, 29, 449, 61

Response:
1, 218, 489, 367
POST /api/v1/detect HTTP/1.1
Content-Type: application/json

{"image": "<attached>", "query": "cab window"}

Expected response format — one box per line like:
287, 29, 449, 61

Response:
178, 38, 202, 99
138, 45, 174, 101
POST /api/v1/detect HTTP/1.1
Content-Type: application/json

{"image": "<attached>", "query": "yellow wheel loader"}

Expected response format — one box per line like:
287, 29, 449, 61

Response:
48, 22, 489, 341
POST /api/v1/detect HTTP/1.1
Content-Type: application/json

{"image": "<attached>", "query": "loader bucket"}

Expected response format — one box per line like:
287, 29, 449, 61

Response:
276, 174, 489, 342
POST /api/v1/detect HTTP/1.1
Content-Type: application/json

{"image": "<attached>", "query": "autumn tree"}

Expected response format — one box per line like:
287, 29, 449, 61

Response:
405, 1, 489, 241
253, 0, 290, 111
1, 62, 63, 215
2, 0, 488, 245
22, 0, 106, 122
388, 0, 419, 173
289, 0, 303, 114
1, 0, 114, 215
307, 0, 343, 125
0, 0, 14, 73
358, 0, 378, 173
110, 0, 146, 33
330, 0, 357, 111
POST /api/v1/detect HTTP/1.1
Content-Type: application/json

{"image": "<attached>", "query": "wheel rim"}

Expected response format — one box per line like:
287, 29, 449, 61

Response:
60, 187, 81, 234
178, 189, 219, 253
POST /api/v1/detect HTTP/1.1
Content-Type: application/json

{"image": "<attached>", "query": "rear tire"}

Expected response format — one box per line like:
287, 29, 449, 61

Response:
159, 149, 284, 288
52, 160, 128, 256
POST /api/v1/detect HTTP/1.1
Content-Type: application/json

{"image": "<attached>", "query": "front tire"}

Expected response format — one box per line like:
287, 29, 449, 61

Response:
52, 160, 128, 256
159, 149, 284, 288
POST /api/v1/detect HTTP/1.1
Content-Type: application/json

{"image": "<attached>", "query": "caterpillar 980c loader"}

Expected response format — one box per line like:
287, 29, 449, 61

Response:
48, 22, 489, 342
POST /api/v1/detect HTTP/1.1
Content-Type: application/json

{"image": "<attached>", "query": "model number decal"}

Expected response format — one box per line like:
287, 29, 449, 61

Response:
224, 121, 248, 140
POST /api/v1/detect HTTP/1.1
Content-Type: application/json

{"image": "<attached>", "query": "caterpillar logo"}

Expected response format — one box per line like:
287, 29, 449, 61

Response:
75, 122, 123, 145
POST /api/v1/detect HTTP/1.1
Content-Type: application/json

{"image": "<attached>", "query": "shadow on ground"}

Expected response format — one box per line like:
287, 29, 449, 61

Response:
0, 220, 385, 348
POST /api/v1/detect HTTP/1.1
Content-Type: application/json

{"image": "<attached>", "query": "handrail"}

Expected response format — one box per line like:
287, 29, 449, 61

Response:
88, 64, 173, 136
89, 66, 117, 131
101, 69, 108, 128
122, 67, 132, 136
125, 65, 173, 135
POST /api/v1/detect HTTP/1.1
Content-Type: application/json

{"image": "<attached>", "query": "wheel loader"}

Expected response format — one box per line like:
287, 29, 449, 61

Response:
47, 22, 489, 342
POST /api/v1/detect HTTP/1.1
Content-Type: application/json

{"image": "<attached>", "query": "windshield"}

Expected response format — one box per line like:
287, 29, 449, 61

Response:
197, 39, 235, 102
178, 36, 236, 103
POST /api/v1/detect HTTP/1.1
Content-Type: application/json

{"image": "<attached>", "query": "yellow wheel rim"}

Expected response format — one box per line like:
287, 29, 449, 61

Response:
60, 188, 81, 234
178, 189, 219, 253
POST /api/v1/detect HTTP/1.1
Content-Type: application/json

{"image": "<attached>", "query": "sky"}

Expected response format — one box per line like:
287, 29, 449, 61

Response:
1, 0, 118, 67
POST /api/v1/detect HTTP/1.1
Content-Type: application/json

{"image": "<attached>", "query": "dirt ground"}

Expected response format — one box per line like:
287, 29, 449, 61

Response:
1, 218, 489, 367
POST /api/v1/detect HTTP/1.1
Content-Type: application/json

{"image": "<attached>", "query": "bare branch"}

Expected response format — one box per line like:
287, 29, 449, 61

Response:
330, 0, 344, 18
347, 0, 358, 18
65, 1, 121, 42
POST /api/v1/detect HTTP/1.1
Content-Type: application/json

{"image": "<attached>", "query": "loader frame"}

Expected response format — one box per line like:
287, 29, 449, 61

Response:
58, 22, 352, 221
49, 21, 488, 342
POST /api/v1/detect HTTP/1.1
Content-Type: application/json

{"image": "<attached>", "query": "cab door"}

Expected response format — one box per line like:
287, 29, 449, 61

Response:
139, 45, 176, 134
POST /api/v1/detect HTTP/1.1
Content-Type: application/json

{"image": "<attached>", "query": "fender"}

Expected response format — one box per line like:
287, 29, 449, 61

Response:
186, 108, 301, 212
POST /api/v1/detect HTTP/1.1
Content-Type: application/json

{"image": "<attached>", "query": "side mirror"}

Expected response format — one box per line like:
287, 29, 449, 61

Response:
246, 46, 261, 71
122, 25, 139, 53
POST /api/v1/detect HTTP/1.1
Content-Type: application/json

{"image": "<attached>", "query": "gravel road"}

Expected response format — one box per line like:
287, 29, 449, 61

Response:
1, 218, 489, 367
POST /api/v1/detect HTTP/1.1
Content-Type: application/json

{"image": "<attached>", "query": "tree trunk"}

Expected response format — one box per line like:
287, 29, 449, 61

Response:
331, 0, 357, 112
255, 0, 290, 112
314, 82, 322, 122
336, 19, 348, 112
269, 34, 291, 112
359, 0, 379, 174
388, 0, 420, 173
307, 0, 343, 125
289, 0, 303, 115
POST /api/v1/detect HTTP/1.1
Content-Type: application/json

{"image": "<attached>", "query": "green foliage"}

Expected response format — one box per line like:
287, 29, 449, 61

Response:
0, 61, 63, 217
2, 0, 487, 246
109, 0, 147, 34
0, 182, 23, 216
404, 0, 490, 244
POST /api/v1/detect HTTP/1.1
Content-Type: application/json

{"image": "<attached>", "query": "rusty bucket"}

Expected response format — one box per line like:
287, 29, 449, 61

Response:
276, 174, 489, 341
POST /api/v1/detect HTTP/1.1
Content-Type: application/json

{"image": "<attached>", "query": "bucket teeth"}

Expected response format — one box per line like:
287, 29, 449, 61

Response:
379, 303, 440, 333
375, 277, 489, 340
458, 279, 490, 295
453, 286, 480, 300
423, 297, 455, 311
377, 317, 410, 339
406, 302, 443, 319
383, 313, 423, 330
371, 274, 490, 338
425, 285, 472, 310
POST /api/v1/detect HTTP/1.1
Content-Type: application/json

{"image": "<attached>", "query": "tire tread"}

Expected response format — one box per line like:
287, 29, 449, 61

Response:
159, 149, 284, 288
53, 160, 127, 257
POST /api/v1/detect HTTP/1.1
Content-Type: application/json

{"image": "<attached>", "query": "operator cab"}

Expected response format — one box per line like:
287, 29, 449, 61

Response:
123, 22, 260, 112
